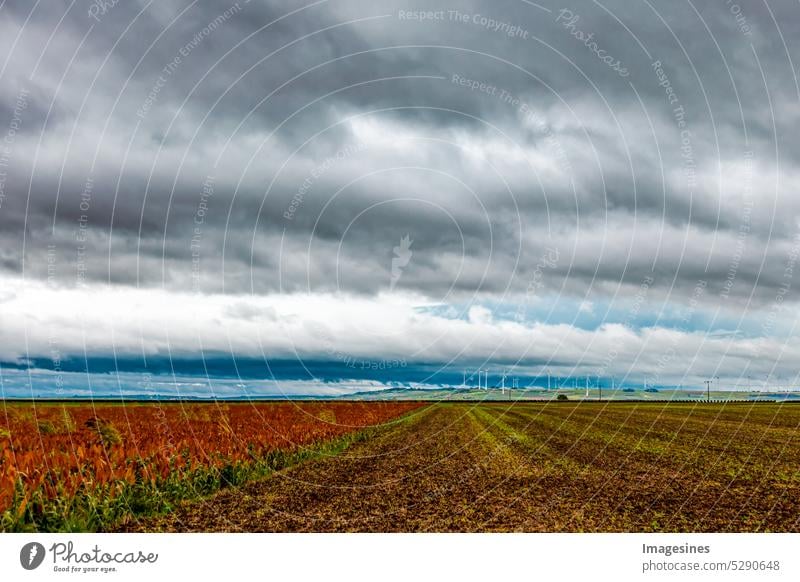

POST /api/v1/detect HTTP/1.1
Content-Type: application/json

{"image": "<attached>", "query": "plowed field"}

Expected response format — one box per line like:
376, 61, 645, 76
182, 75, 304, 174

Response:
126, 402, 800, 532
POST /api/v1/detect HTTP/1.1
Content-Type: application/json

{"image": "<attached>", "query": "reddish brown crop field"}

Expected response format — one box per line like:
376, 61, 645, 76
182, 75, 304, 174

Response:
4, 401, 799, 532
0, 401, 422, 531
129, 402, 800, 533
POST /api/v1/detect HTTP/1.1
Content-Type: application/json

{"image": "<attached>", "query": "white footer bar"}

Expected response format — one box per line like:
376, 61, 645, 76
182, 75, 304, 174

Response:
1, 533, 797, 582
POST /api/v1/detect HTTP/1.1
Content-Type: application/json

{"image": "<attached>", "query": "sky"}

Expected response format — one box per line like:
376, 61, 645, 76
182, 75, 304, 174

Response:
1, 0, 800, 393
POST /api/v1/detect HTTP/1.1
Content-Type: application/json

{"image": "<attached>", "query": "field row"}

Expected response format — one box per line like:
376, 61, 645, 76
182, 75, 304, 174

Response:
130, 402, 800, 532
0, 401, 422, 531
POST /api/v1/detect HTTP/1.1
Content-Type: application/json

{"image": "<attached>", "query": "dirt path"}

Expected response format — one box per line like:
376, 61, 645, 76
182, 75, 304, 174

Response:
123, 403, 800, 532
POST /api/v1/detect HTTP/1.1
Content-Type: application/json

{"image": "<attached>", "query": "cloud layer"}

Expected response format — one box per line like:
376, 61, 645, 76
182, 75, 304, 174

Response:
1, 1, 800, 388
2, 276, 799, 387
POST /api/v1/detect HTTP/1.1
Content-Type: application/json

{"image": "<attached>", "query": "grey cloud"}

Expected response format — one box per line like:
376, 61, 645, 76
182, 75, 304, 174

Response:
0, 0, 799, 313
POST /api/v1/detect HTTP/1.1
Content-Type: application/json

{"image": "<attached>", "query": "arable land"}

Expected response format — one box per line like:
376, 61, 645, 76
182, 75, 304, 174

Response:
123, 402, 800, 532
0, 401, 421, 531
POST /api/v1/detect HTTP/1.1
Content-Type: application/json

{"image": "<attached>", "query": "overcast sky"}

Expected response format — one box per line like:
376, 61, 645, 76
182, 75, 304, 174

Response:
1, 0, 800, 390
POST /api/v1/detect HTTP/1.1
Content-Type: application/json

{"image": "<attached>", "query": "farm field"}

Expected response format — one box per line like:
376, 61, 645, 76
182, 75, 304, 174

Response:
127, 402, 800, 532
0, 401, 422, 531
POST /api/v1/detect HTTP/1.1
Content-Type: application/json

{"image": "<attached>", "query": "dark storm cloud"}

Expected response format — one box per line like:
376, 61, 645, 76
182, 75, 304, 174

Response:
1, 0, 799, 308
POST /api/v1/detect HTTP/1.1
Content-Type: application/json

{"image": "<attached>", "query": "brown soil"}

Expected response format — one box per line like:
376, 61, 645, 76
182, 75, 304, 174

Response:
122, 402, 800, 532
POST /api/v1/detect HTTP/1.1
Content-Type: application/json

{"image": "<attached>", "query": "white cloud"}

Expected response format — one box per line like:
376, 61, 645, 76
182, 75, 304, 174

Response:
2, 276, 799, 387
